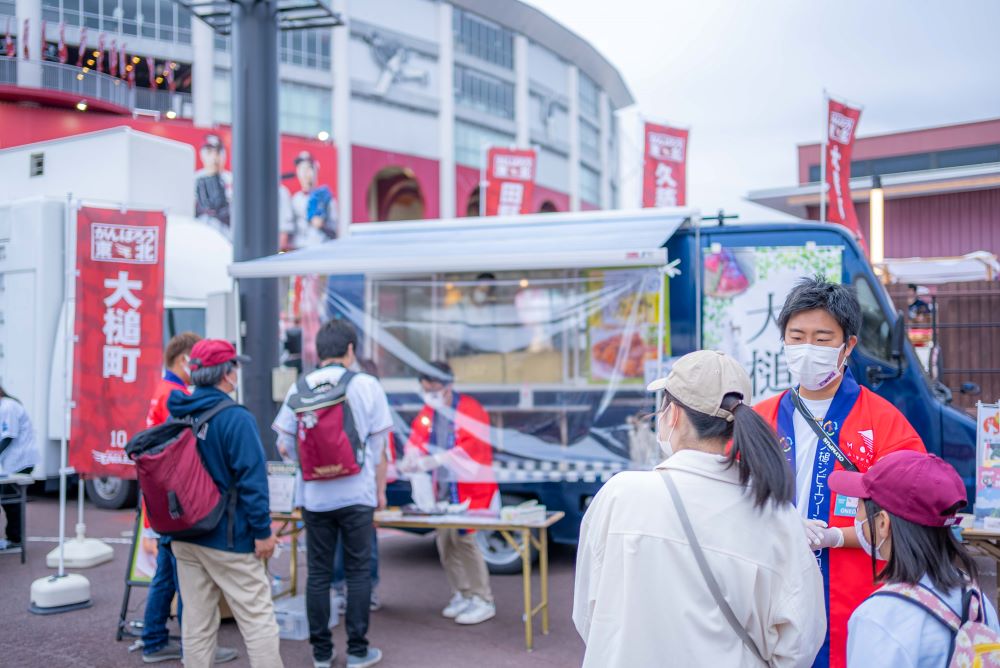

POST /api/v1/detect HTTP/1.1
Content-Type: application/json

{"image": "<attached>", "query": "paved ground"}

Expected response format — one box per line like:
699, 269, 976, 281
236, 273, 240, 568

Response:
0, 495, 584, 667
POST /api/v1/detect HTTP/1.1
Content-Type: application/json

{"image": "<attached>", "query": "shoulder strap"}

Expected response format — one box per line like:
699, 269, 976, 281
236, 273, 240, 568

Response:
192, 398, 238, 432
659, 471, 773, 668
336, 370, 356, 390
871, 583, 963, 633
790, 389, 859, 473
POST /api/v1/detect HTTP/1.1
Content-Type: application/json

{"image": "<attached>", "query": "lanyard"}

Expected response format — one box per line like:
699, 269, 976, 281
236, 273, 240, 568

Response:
776, 368, 860, 668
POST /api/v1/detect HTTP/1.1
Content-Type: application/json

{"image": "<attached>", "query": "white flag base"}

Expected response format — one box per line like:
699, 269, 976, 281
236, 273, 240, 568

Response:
29, 573, 93, 614
46, 522, 114, 569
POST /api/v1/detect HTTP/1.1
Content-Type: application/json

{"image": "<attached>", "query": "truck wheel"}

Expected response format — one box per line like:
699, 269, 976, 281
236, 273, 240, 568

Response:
474, 494, 540, 575
84, 477, 138, 509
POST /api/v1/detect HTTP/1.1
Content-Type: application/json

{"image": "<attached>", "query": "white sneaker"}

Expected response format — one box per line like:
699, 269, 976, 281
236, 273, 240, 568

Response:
442, 592, 472, 619
455, 596, 496, 625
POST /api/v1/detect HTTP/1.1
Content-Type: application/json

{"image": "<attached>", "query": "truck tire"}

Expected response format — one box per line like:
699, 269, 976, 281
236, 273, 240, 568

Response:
85, 477, 138, 510
474, 494, 540, 575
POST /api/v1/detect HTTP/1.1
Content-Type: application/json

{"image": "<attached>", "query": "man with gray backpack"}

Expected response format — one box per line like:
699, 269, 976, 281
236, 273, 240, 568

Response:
273, 319, 391, 668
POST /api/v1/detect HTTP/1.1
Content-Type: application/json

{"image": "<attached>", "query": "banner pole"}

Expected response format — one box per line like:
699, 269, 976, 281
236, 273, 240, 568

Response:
58, 193, 74, 578
479, 143, 490, 217
820, 92, 827, 223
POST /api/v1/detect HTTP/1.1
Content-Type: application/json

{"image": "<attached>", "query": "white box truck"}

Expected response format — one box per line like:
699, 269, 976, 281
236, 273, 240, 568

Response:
0, 127, 232, 507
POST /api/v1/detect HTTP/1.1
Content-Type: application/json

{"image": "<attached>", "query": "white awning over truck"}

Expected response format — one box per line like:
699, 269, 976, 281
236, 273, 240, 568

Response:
228, 208, 695, 279
877, 251, 1000, 285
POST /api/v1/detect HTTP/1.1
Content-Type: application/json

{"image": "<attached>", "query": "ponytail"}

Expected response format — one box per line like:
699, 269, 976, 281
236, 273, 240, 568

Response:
665, 390, 794, 509
727, 398, 795, 508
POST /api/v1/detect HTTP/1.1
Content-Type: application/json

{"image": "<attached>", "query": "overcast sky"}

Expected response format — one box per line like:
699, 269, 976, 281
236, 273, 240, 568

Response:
525, 0, 1000, 220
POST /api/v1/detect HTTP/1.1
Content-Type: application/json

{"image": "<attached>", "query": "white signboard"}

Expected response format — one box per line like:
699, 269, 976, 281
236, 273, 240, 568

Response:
267, 462, 298, 514
975, 402, 1000, 527
702, 245, 843, 403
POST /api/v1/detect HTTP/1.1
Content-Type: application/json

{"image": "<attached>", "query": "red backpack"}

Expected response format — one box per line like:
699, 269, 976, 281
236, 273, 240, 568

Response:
126, 399, 237, 538
288, 370, 365, 481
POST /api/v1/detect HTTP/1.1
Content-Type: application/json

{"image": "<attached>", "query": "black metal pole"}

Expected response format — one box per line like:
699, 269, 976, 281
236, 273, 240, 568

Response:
231, 0, 280, 459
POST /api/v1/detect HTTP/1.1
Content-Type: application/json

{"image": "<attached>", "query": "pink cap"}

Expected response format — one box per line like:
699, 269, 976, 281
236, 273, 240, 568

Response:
829, 451, 967, 527
189, 339, 249, 370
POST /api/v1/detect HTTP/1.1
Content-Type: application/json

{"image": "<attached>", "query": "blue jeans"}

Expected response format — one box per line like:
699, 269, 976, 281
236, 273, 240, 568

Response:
332, 526, 379, 592
143, 539, 182, 654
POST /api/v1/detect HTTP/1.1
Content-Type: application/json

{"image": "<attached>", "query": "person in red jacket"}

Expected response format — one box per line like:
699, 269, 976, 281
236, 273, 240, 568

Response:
146, 331, 201, 428
402, 361, 499, 626
754, 277, 926, 668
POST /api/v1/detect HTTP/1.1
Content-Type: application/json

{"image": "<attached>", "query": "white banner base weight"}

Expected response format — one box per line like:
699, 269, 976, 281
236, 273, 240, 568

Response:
46, 523, 114, 568
29, 573, 93, 614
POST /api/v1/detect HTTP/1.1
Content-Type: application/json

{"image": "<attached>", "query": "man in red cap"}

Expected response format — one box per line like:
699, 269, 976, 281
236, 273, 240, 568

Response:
167, 340, 282, 668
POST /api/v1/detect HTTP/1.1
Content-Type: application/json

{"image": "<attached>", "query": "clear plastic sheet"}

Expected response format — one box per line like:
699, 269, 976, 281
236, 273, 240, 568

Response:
293, 268, 668, 487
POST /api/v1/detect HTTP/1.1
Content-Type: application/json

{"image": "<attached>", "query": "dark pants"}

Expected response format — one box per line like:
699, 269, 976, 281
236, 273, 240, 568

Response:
143, 539, 182, 654
304, 505, 374, 661
332, 526, 379, 591
0, 466, 31, 544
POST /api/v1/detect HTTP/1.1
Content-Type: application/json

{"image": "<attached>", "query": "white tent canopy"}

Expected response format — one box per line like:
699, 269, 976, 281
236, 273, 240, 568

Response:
165, 216, 233, 306
878, 251, 1000, 285
228, 208, 696, 279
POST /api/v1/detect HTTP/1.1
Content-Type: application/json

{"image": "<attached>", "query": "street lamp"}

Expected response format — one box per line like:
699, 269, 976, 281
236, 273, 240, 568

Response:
175, 0, 343, 454
870, 174, 885, 263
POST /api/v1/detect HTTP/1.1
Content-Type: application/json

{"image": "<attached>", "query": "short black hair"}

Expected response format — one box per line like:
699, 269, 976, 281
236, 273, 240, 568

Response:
316, 319, 357, 361
907, 283, 918, 291
419, 360, 454, 384
777, 276, 862, 341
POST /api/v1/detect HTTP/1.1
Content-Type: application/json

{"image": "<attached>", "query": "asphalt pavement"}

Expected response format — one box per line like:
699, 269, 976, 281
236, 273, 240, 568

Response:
0, 495, 584, 667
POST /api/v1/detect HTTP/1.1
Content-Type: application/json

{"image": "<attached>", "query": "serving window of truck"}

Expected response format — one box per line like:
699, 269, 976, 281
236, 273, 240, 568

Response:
229, 209, 695, 476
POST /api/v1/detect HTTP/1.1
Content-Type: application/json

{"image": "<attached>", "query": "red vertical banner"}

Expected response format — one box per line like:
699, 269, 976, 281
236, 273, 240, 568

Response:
484, 147, 536, 216
824, 98, 863, 238
69, 207, 166, 478
642, 123, 688, 208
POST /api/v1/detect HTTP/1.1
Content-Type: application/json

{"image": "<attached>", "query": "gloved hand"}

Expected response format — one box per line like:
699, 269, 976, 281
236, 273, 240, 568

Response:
802, 518, 845, 549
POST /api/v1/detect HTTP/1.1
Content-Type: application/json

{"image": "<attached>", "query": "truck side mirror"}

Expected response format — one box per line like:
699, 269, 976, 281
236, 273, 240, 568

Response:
890, 309, 906, 362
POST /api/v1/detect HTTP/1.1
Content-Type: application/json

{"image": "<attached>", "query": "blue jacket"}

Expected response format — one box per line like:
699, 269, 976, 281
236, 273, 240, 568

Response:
167, 386, 271, 553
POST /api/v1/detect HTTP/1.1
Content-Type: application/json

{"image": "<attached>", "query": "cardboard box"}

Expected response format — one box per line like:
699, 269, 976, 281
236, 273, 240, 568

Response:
504, 351, 563, 383
448, 353, 505, 384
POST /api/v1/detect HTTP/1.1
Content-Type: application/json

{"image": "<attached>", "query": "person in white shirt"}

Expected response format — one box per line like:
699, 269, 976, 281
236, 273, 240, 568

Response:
273, 319, 390, 668
0, 386, 37, 550
829, 451, 1000, 667
574, 350, 826, 668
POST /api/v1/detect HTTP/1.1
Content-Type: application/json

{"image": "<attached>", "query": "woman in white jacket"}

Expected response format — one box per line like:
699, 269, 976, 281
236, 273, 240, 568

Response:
574, 350, 826, 667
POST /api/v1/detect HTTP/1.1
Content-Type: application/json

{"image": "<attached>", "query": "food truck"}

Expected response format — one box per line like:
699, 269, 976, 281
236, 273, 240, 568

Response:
230, 207, 978, 573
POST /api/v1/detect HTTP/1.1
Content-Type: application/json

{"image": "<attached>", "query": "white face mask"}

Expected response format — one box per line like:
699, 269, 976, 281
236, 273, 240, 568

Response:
181, 355, 192, 380
471, 289, 488, 305
421, 389, 447, 410
854, 515, 887, 559
784, 343, 846, 391
656, 405, 675, 458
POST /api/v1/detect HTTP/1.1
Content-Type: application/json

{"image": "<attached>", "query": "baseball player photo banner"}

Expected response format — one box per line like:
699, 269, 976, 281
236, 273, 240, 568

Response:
642, 122, 688, 208
484, 147, 537, 216
69, 207, 166, 478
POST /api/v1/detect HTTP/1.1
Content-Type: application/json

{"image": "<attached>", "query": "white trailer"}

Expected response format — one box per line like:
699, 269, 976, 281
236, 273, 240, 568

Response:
0, 128, 232, 506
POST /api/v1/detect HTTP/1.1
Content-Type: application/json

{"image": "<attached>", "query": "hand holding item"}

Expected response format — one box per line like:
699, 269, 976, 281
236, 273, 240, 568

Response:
802, 518, 845, 550
255, 534, 278, 560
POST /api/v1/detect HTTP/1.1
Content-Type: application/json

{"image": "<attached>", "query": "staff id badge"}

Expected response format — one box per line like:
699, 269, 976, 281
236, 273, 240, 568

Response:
833, 495, 859, 518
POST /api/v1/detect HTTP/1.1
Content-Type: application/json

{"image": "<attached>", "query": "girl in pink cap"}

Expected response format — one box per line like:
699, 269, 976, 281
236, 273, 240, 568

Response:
828, 450, 1000, 667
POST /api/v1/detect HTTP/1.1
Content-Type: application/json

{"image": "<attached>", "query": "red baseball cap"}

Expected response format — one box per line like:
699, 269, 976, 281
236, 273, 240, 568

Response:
828, 450, 967, 527
189, 339, 250, 371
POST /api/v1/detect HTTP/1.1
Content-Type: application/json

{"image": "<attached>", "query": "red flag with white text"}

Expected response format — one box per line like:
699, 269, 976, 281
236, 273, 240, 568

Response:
484, 147, 536, 216
58, 22, 67, 63
4, 18, 13, 58
642, 122, 688, 208
69, 207, 166, 478
824, 98, 863, 239
109, 39, 117, 77
96, 32, 105, 72
77, 26, 87, 67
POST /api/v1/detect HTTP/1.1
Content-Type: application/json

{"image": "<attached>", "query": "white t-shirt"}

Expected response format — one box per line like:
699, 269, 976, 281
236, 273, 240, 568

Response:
0, 397, 36, 476
847, 575, 1000, 667
272, 366, 392, 512
792, 395, 834, 518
